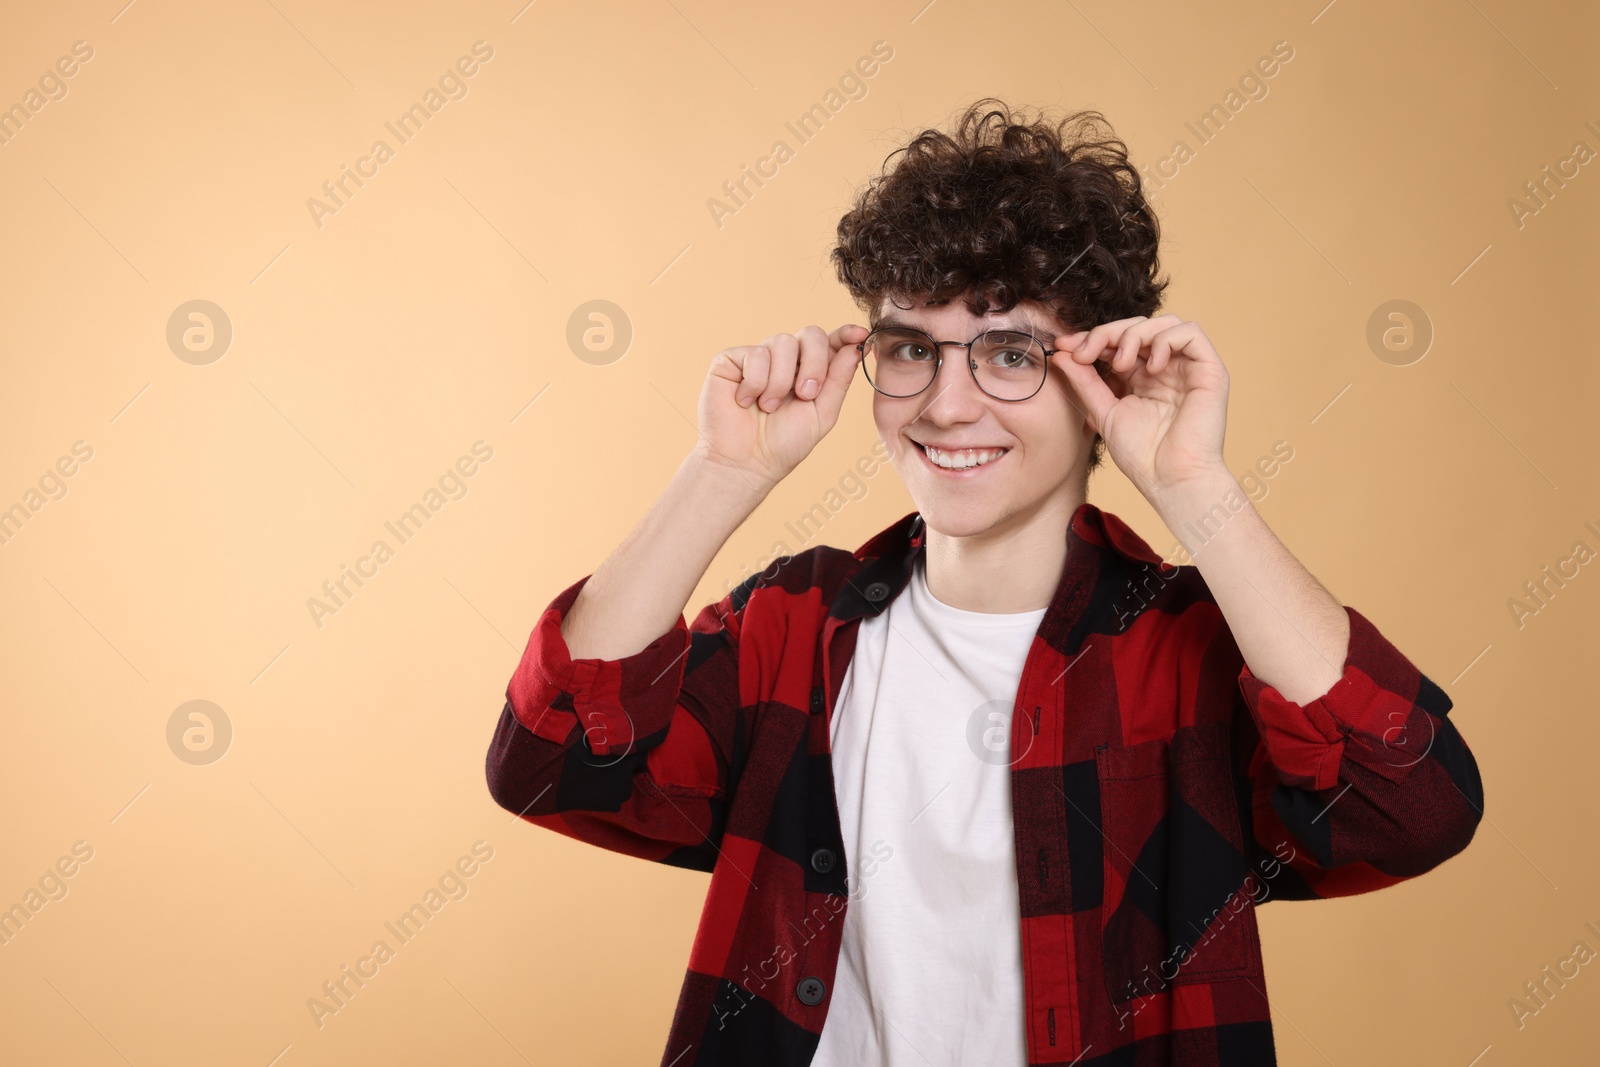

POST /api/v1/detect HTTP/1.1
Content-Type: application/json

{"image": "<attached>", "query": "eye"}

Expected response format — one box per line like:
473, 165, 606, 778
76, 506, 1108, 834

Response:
981, 332, 1045, 370
885, 338, 934, 361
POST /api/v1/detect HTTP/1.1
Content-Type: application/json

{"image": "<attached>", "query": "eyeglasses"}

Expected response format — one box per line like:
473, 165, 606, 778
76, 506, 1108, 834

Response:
856, 325, 1058, 402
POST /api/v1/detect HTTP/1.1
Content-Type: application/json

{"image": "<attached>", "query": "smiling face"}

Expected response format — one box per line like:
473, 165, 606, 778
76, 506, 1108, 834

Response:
871, 295, 1097, 541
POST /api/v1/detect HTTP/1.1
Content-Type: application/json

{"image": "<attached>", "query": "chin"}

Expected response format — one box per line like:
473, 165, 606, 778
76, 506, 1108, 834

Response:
909, 494, 1012, 539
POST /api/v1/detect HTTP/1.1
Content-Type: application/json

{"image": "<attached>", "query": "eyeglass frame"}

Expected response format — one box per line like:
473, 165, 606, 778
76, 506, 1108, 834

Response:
855, 324, 1060, 402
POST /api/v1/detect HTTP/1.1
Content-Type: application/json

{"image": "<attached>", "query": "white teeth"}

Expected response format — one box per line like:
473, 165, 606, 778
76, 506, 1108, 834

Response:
924, 445, 1006, 470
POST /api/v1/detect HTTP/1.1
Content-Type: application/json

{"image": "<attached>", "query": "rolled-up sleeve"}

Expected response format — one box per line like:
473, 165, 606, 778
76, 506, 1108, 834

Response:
1232, 605, 1485, 898
1236, 604, 1444, 793
508, 574, 697, 757
485, 572, 745, 870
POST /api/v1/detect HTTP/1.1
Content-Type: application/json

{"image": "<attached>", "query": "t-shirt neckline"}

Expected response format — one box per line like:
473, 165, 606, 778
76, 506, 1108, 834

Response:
911, 554, 1050, 627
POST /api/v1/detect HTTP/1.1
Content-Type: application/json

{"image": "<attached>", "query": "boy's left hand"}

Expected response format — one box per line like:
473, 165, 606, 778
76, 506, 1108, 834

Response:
1053, 314, 1231, 505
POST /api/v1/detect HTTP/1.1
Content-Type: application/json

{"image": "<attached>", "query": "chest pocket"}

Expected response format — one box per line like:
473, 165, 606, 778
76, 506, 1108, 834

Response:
1095, 722, 1264, 1004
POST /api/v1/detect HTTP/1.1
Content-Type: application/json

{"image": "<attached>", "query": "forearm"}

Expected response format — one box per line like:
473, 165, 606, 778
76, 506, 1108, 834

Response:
1151, 467, 1350, 705
561, 452, 770, 662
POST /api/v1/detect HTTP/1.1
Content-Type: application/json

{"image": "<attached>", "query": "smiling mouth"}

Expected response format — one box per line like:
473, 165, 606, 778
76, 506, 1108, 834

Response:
914, 442, 1010, 471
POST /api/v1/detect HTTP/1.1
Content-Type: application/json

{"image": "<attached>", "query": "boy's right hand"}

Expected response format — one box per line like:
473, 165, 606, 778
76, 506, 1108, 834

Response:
694, 323, 870, 490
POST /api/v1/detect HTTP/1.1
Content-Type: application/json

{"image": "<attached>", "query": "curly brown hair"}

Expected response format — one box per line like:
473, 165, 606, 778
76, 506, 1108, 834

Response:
831, 97, 1169, 478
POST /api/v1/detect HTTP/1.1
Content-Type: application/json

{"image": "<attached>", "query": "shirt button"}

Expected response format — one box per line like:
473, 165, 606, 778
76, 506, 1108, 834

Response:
796, 976, 827, 1005
810, 688, 825, 714
810, 847, 835, 873
864, 581, 889, 602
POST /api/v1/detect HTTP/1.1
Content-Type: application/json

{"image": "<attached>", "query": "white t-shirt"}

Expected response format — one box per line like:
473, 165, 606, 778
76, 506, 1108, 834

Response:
811, 553, 1046, 1067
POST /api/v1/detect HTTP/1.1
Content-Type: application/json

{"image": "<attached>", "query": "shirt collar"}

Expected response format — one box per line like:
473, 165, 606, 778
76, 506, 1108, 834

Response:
830, 501, 1171, 623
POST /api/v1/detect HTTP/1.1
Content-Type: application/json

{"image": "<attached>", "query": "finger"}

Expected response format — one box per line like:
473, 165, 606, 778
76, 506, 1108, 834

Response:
1112, 328, 1144, 373
1148, 323, 1188, 375
1056, 353, 1119, 434
1148, 322, 1210, 375
793, 325, 833, 401
736, 345, 771, 408
1147, 330, 1171, 376
1080, 314, 1182, 371
1075, 316, 1145, 365
756, 333, 799, 412
1101, 357, 1132, 399
1112, 315, 1179, 373
813, 328, 866, 420
828, 322, 870, 353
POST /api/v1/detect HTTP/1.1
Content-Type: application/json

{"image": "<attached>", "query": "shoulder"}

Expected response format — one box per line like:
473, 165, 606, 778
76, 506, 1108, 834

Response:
727, 542, 862, 617
1101, 556, 1225, 638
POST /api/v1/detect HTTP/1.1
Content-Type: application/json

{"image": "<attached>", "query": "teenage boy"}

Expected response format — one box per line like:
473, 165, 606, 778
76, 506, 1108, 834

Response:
485, 99, 1483, 1067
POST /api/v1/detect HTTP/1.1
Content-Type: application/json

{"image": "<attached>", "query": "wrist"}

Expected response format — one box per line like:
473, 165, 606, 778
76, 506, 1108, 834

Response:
1149, 465, 1245, 531
681, 449, 778, 507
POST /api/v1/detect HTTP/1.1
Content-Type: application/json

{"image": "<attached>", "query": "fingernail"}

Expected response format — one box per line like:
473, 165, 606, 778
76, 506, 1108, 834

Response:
740, 395, 753, 407
801, 378, 818, 398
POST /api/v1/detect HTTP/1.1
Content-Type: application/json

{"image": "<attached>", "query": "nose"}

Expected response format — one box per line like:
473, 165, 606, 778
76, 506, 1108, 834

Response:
917, 344, 991, 418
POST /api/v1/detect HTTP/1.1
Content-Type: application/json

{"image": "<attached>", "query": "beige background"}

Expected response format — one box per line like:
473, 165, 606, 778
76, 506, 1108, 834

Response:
0, 0, 1596, 1063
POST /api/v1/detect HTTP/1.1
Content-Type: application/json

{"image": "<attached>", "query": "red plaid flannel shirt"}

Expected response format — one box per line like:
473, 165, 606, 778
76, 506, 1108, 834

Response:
485, 502, 1483, 1066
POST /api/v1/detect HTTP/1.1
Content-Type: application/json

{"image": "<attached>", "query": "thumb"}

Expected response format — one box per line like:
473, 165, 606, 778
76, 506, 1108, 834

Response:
812, 331, 867, 422
1056, 354, 1116, 435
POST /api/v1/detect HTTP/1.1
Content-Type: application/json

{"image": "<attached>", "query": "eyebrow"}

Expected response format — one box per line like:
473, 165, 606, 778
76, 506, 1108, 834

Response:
872, 314, 1058, 345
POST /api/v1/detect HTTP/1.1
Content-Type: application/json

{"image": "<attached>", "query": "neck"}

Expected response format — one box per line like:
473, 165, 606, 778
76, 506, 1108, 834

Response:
921, 489, 1083, 613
